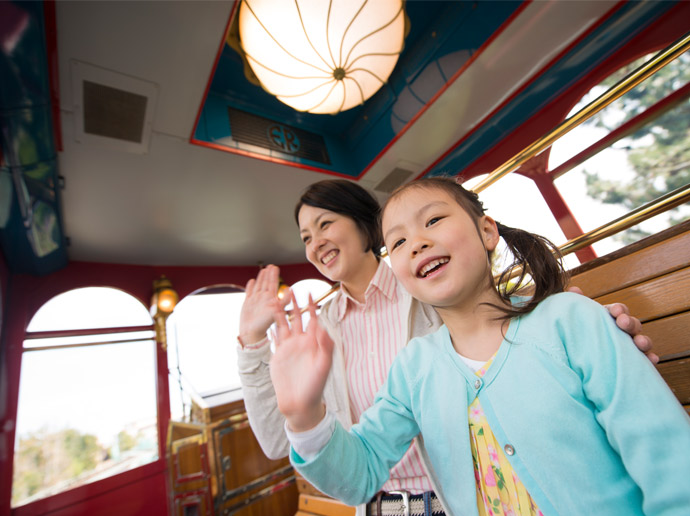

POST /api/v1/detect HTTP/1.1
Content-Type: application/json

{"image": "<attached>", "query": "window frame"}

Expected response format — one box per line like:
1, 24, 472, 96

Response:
10, 287, 171, 516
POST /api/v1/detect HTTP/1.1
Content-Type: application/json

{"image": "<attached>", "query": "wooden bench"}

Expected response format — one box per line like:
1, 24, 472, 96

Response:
294, 472, 355, 516
568, 219, 690, 415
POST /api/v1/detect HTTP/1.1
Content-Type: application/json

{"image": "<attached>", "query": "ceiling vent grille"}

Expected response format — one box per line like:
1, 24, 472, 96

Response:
83, 81, 147, 143
228, 108, 330, 165
374, 167, 414, 193
71, 60, 158, 154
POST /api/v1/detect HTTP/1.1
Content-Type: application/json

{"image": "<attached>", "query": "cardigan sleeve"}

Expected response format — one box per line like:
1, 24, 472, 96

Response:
290, 349, 421, 506
237, 339, 291, 460
555, 293, 690, 514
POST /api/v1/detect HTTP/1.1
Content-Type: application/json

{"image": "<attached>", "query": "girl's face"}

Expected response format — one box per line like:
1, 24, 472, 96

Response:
298, 205, 371, 284
382, 187, 499, 309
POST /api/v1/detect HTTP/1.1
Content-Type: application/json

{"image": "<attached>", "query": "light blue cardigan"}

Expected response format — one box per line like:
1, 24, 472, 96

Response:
292, 293, 690, 515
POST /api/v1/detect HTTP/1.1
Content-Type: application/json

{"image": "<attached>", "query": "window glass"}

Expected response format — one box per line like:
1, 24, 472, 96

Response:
552, 52, 690, 255
13, 288, 158, 508
166, 286, 246, 421
27, 287, 151, 331
550, 52, 689, 169
461, 173, 580, 269
285, 278, 334, 328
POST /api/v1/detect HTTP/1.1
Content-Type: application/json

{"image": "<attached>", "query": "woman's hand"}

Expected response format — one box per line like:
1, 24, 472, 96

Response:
239, 265, 290, 346
567, 286, 658, 364
270, 293, 334, 432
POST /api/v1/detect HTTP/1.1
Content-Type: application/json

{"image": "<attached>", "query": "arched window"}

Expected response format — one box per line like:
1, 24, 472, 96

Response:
12, 287, 158, 508
166, 278, 333, 422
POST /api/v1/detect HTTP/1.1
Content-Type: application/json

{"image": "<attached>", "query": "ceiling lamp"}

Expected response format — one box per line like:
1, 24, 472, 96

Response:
238, 0, 407, 114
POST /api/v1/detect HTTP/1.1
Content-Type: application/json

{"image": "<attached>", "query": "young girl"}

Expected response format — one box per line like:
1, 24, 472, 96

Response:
269, 178, 690, 515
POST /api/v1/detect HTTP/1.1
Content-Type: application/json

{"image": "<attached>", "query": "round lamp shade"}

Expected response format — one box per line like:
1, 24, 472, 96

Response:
238, 0, 406, 114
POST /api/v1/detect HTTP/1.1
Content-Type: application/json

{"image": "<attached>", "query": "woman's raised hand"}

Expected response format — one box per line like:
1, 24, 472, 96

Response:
270, 292, 334, 432
239, 265, 290, 346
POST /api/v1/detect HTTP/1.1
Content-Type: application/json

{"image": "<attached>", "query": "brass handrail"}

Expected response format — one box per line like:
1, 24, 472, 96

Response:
558, 183, 690, 257
471, 31, 690, 193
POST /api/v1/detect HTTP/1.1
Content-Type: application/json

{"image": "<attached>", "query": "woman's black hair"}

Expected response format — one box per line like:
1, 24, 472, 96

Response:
383, 177, 568, 320
294, 179, 383, 257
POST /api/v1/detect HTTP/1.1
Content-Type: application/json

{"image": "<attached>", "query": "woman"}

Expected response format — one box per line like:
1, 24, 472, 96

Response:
237, 179, 654, 516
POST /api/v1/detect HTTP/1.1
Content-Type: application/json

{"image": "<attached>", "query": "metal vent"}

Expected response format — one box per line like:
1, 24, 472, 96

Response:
83, 81, 148, 143
374, 167, 414, 193
228, 108, 330, 165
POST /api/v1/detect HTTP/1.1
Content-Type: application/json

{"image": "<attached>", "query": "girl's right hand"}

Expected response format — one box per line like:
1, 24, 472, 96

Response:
270, 293, 334, 432
239, 265, 290, 345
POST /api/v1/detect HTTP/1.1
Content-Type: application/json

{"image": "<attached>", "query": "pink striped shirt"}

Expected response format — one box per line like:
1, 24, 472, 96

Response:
337, 261, 433, 494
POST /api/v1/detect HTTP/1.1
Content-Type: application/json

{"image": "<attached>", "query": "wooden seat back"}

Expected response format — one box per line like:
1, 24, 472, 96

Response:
567, 220, 690, 414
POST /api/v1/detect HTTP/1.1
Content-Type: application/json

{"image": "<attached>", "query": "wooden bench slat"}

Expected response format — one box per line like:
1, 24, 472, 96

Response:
593, 266, 690, 323
298, 494, 355, 516
568, 222, 690, 298
296, 477, 326, 497
656, 358, 690, 405
642, 312, 690, 361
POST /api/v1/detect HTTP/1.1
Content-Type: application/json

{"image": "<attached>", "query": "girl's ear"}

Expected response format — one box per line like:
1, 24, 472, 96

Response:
479, 215, 500, 251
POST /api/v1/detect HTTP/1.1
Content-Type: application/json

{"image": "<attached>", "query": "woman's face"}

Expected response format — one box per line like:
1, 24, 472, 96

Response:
298, 205, 371, 284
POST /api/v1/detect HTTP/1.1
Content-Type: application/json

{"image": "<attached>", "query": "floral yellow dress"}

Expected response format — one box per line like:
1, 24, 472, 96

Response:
468, 357, 543, 516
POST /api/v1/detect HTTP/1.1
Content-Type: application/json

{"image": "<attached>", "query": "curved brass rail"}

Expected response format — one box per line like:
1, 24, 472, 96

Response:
559, 183, 690, 257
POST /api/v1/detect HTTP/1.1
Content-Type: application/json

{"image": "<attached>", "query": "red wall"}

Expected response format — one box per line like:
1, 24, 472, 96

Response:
0, 259, 321, 516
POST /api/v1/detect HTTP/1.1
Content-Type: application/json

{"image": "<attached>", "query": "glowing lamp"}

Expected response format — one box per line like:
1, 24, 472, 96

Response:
238, 0, 406, 114
151, 276, 179, 351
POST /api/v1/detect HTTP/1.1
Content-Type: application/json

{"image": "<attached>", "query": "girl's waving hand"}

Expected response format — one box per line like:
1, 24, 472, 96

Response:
270, 292, 334, 432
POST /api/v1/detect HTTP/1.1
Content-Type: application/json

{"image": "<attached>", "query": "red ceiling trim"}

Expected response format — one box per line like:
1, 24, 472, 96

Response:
356, 0, 534, 180
413, 0, 628, 181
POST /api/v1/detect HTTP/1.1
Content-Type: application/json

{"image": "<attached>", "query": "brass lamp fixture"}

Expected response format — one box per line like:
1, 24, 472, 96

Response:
151, 275, 179, 351
237, 0, 407, 114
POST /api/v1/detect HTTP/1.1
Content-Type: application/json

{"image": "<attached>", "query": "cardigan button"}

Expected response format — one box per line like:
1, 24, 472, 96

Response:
504, 444, 515, 456
474, 379, 482, 389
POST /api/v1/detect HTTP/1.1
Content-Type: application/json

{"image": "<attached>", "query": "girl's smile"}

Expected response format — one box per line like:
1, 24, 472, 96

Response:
416, 256, 450, 278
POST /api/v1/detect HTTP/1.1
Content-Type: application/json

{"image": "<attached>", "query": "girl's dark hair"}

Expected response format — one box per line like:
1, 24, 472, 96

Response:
294, 179, 383, 257
384, 177, 569, 319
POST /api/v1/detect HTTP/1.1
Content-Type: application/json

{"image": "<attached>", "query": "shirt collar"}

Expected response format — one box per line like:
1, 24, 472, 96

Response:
336, 260, 398, 321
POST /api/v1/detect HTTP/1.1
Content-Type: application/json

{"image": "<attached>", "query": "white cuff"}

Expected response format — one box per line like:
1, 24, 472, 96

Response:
237, 335, 269, 350
285, 410, 336, 460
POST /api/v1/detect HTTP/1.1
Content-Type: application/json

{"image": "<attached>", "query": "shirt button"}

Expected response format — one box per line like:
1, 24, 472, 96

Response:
474, 379, 482, 389
504, 444, 515, 456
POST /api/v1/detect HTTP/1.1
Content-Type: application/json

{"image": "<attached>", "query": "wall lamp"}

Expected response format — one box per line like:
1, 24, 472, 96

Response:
151, 275, 179, 351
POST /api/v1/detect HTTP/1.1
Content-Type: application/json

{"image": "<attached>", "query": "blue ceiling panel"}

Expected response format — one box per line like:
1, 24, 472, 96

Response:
192, 0, 524, 177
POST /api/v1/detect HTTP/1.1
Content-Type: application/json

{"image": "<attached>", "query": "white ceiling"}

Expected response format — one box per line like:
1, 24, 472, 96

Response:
53, 0, 617, 267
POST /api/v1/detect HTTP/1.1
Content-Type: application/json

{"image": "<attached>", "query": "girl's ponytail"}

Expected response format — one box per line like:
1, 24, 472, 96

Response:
493, 222, 568, 318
